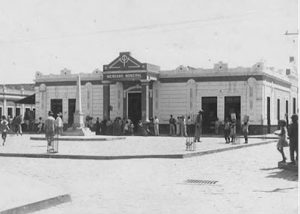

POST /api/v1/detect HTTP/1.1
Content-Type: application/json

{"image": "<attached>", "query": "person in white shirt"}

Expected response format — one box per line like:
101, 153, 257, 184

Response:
55, 112, 63, 135
154, 116, 160, 136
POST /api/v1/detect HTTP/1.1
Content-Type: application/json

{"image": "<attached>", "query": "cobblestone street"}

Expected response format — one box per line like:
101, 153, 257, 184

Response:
0, 140, 297, 214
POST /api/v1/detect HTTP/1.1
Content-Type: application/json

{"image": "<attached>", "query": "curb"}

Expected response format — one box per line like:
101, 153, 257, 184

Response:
0, 152, 183, 160
183, 140, 277, 158
0, 140, 276, 160
30, 136, 126, 141
0, 194, 71, 214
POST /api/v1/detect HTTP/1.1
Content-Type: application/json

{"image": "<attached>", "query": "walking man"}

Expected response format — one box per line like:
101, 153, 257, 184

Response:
0, 116, 10, 146
194, 110, 203, 142
288, 114, 298, 165
44, 111, 56, 153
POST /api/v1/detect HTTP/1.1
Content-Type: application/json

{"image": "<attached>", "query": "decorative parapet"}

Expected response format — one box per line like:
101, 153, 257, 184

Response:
35, 68, 103, 83
213, 61, 228, 71
251, 62, 264, 72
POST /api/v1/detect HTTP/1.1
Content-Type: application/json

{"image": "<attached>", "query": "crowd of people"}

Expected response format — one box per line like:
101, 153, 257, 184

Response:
90, 116, 160, 136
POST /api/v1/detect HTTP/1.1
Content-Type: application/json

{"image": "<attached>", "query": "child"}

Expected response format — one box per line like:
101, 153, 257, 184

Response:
275, 120, 289, 163
0, 116, 10, 146
224, 118, 231, 143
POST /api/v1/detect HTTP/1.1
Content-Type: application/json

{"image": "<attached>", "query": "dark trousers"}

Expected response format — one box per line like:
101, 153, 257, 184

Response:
290, 142, 298, 162
243, 132, 248, 143
224, 129, 230, 143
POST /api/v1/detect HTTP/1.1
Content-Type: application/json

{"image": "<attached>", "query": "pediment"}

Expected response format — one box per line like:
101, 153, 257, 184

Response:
103, 52, 147, 72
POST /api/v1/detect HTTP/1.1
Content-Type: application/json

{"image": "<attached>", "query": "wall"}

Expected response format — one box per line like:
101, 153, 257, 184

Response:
35, 83, 103, 123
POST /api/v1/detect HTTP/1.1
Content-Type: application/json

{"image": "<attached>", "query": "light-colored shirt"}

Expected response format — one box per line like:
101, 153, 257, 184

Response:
56, 117, 63, 127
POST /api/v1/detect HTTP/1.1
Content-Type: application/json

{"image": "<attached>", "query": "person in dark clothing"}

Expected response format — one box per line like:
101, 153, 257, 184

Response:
288, 114, 298, 165
224, 118, 231, 143
100, 119, 107, 135
194, 110, 203, 142
95, 117, 101, 135
169, 115, 176, 136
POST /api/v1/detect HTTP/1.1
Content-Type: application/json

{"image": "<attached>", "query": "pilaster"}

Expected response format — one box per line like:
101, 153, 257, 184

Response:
141, 80, 150, 121
103, 81, 111, 120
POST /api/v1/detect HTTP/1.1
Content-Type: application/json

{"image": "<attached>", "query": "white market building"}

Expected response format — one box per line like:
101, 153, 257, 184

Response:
34, 52, 298, 134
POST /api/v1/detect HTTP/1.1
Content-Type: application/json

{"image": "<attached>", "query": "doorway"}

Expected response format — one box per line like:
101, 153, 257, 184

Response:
127, 92, 142, 128
267, 97, 270, 133
225, 96, 241, 131
68, 99, 76, 126
51, 99, 62, 118
202, 97, 218, 134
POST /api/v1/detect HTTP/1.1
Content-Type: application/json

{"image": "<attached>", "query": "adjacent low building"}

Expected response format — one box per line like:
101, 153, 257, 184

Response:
0, 84, 35, 119
34, 52, 298, 134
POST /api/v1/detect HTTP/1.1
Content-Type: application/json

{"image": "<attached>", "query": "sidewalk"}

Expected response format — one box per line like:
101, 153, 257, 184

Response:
0, 134, 277, 160
0, 170, 70, 213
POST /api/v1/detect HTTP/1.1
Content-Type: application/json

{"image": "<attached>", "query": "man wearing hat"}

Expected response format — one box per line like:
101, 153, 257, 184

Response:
44, 111, 56, 153
288, 114, 298, 165
194, 110, 203, 142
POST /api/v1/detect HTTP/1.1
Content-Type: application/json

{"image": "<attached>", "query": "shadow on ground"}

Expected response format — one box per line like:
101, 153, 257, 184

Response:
260, 167, 298, 181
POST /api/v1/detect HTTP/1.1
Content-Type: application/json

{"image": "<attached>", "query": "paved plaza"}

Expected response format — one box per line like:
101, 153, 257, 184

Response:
0, 134, 298, 213
0, 134, 276, 158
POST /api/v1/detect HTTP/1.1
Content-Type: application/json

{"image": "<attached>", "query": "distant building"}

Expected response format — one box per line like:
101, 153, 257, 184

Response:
34, 52, 298, 134
0, 84, 35, 119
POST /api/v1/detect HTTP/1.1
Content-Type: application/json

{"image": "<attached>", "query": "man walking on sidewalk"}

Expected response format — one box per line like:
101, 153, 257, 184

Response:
44, 111, 56, 153
0, 116, 10, 146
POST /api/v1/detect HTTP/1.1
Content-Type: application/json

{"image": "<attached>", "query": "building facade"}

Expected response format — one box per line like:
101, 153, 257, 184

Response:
0, 84, 35, 119
34, 52, 298, 134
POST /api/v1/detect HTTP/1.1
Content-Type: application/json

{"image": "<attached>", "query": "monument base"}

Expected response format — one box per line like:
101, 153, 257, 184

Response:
61, 127, 95, 136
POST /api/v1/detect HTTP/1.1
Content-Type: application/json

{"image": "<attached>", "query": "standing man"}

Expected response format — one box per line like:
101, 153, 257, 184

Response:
154, 116, 160, 136
15, 114, 23, 136
44, 111, 56, 153
194, 110, 203, 142
169, 115, 176, 136
288, 114, 298, 165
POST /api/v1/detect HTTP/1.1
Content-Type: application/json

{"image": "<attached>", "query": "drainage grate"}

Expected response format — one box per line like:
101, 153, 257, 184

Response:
185, 179, 218, 185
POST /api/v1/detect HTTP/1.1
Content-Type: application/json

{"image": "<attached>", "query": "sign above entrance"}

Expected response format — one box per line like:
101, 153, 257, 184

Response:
103, 52, 160, 81
103, 72, 147, 81
103, 52, 147, 72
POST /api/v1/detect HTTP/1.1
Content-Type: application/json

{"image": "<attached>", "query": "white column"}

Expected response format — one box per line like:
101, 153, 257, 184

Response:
73, 74, 84, 128
3, 85, 7, 116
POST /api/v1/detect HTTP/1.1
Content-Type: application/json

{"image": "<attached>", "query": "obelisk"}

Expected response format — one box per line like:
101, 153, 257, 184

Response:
73, 74, 84, 128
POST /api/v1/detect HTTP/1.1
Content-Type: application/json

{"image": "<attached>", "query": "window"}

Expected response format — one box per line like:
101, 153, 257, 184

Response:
16, 107, 21, 116
7, 107, 13, 118
286, 100, 288, 115
0, 107, 2, 118
293, 98, 296, 114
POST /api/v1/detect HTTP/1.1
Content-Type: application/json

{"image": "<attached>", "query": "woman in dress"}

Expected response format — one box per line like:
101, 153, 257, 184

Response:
275, 120, 289, 163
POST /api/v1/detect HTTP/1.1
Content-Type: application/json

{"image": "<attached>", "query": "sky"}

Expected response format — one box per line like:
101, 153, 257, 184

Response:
0, 0, 298, 84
